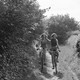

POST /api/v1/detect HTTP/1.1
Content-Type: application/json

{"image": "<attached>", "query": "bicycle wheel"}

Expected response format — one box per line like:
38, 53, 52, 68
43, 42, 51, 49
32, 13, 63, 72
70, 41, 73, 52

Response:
54, 57, 57, 74
50, 50, 54, 69
41, 51, 44, 72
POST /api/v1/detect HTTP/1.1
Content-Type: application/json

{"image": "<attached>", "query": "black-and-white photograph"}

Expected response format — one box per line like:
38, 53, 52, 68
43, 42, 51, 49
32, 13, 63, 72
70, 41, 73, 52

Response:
0, 0, 80, 80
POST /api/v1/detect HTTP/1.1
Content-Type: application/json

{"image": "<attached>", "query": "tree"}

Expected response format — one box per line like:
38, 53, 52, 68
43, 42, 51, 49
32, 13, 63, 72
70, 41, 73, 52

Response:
0, 0, 46, 80
0, 0, 45, 44
48, 14, 79, 44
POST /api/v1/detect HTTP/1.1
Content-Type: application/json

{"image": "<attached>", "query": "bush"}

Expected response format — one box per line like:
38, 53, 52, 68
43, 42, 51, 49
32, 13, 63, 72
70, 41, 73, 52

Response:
48, 15, 79, 44
0, 0, 45, 80
0, 42, 39, 80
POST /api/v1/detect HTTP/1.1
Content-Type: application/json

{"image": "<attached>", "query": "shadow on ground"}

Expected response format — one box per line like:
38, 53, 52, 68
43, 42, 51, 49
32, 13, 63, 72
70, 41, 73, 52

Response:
53, 71, 64, 79
77, 73, 80, 80
40, 66, 53, 78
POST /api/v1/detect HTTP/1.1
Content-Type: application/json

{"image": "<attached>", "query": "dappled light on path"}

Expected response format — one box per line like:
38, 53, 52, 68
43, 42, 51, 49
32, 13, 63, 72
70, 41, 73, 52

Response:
33, 34, 80, 80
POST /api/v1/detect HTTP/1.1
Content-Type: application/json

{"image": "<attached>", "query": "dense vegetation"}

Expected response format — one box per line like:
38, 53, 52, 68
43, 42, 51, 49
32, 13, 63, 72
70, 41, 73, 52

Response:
0, 0, 45, 80
0, 0, 80, 80
47, 15, 79, 44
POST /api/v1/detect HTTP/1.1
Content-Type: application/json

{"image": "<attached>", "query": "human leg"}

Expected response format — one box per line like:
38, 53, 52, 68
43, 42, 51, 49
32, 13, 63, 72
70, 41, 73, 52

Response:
52, 54, 55, 69
55, 51, 59, 62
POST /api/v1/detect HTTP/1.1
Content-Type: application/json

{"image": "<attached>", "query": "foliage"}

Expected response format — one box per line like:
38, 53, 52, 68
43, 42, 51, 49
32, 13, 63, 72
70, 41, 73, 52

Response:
48, 14, 79, 44
2, 43, 38, 80
0, 0, 45, 80
0, 0, 45, 44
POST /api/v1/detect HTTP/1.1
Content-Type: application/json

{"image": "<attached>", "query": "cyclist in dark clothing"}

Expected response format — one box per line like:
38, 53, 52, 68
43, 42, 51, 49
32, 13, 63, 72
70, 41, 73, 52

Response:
49, 33, 60, 69
76, 40, 80, 52
75, 39, 80, 58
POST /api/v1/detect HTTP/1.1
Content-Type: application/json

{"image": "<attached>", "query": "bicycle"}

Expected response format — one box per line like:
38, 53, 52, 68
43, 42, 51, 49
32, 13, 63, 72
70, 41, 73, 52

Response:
49, 48, 60, 74
39, 48, 46, 72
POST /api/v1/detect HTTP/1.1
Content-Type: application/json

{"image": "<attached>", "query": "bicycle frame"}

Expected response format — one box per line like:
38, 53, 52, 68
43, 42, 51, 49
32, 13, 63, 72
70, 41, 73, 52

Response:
51, 50, 58, 74
40, 48, 46, 72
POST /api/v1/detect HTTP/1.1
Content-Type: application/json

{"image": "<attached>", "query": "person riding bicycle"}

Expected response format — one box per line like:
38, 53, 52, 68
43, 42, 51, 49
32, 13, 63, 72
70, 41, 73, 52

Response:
75, 39, 80, 58
36, 33, 49, 65
76, 39, 80, 52
49, 33, 60, 69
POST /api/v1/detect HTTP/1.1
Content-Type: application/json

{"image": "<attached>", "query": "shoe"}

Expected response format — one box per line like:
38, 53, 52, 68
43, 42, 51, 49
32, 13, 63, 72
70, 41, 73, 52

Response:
52, 66, 54, 69
56, 59, 59, 63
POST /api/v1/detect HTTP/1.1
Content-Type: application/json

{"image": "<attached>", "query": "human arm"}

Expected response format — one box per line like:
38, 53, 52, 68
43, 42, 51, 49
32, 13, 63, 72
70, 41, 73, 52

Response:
56, 39, 61, 52
46, 37, 51, 42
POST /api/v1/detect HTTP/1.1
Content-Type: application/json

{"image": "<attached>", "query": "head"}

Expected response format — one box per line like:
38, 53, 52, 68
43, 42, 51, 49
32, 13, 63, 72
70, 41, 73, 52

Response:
40, 33, 47, 40
51, 33, 57, 39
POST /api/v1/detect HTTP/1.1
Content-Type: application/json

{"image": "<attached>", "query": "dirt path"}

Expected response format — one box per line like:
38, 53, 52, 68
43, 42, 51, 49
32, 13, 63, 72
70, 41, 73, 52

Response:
58, 46, 79, 80
45, 46, 78, 80
33, 40, 79, 80
34, 45, 79, 80
33, 34, 80, 80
